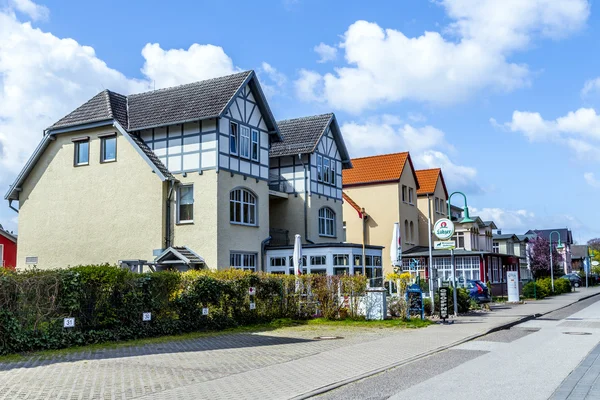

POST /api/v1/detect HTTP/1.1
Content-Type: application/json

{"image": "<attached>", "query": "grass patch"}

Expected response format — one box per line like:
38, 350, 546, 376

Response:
0, 317, 431, 363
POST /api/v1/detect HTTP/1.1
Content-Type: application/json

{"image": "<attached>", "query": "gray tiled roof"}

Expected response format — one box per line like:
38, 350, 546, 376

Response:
173, 247, 204, 264
493, 234, 519, 240
525, 229, 573, 244
128, 134, 174, 180
127, 71, 252, 130
270, 113, 333, 157
50, 90, 125, 130
571, 245, 589, 259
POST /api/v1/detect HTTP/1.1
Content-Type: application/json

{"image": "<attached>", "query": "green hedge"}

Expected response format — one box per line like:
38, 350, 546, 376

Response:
523, 277, 572, 299
434, 287, 470, 314
0, 266, 367, 355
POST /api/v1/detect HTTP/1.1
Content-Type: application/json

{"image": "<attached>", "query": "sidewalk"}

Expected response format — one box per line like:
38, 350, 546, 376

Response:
1, 287, 599, 400
144, 287, 600, 400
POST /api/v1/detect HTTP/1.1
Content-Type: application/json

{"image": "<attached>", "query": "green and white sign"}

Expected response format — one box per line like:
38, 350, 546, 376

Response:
434, 241, 456, 250
433, 218, 455, 240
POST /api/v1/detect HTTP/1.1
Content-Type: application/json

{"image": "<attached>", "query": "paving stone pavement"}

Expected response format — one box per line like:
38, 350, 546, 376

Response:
1, 287, 599, 400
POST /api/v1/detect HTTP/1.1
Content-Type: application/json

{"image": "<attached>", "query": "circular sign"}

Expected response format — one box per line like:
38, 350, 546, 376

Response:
433, 218, 455, 240
592, 261, 599, 266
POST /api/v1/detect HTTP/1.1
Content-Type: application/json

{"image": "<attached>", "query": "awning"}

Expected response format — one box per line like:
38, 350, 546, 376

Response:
155, 246, 205, 265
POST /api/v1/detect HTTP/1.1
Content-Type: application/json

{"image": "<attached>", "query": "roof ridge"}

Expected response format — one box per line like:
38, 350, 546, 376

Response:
128, 70, 252, 98
350, 151, 409, 161
416, 167, 441, 172
277, 113, 334, 124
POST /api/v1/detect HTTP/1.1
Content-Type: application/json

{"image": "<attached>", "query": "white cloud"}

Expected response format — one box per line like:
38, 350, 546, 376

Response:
581, 77, 600, 97
314, 43, 337, 63
9, 0, 48, 21
341, 118, 479, 193
584, 172, 600, 188
295, 0, 589, 113
471, 206, 590, 238
501, 107, 600, 160
0, 9, 242, 184
258, 62, 287, 98
141, 43, 238, 90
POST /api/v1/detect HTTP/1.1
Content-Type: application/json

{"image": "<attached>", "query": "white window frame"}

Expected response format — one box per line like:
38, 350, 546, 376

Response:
318, 207, 336, 237
493, 242, 499, 253
231, 252, 257, 271
0, 244, 3, 267
240, 125, 251, 159
177, 184, 194, 223
230, 122, 238, 155
331, 160, 336, 185
323, 158, 330, 184
316, 154, 323, 181
251, 129, 259, 161
230, 188, 258, 226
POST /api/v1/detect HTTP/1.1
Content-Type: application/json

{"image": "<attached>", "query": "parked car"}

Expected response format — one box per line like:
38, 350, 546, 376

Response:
466, 279, 491, 303
560, 273, 582, 288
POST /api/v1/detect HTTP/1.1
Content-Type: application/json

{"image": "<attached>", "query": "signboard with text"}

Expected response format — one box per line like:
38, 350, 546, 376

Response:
433, 219, 455, 241
434, 241, 456, 250
439, 287, 449, 320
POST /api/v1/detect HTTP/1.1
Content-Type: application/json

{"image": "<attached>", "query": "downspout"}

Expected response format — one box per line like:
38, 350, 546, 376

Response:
8, 200, 18, 214
165, 179, 175, 249
261, 236, 272, 272
297, 154, 314, 244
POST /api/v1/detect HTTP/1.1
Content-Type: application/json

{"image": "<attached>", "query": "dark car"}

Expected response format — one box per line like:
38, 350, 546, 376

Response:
560, 273, 582, 288
466, 279, 491, 303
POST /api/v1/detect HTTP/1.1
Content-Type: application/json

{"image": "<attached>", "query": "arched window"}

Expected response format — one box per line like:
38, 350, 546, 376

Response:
404, 220, 409, 244
318, 207, 336, 237
409, 221, 414, 243
230, 188, 257, 226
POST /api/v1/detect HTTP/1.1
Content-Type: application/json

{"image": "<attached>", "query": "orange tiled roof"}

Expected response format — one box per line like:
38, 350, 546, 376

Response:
415, 168, 440, 194
415, 168, 448, 197
342, 152, 411, 186
342, 192, 364, 218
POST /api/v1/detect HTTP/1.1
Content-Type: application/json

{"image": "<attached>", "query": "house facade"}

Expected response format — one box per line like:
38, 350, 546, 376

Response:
525, 229, 573, 274
414, 168, 448, 247
0, 225, 17, 269
342, 152, 420, 274
6, 71, 382, 272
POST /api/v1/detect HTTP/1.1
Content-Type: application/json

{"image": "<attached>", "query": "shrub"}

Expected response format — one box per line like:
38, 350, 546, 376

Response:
0, 265, 369, 355
434, 287, 471, 315
555, 279, 572, 294
523, 281, 549, 299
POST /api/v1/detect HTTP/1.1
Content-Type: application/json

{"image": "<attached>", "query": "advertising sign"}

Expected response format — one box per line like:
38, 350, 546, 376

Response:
434, 241, 456, 250
507, 271, 519, 302
433, 219, 455, 240
142, 312, 152, 321
439, 287, 449, 320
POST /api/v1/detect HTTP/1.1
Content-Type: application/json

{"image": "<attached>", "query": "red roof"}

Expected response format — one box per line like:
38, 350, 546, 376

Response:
342, 192, 364, 219
415, 168, 448, 197
342, 152, 419, 188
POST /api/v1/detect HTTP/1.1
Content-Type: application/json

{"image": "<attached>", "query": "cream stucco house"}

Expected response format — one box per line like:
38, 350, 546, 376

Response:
6, 71, 383, 275
414, 168, 448, 248
342, 152, 420, 274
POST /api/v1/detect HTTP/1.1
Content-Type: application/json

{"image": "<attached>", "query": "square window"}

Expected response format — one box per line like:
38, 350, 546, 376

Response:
101, 136, 117, 163
75, 140, 89, 166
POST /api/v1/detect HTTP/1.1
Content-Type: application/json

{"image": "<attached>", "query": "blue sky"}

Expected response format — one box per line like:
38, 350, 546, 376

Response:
1, 0, 599, 242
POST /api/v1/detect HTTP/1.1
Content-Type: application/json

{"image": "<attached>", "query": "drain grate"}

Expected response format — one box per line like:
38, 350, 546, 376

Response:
562, 331, 592, 335
314, 336, 344, 340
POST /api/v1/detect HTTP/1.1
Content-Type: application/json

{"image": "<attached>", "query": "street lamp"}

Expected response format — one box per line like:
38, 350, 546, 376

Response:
447, 191, 473, 316
548, 231, 564, 293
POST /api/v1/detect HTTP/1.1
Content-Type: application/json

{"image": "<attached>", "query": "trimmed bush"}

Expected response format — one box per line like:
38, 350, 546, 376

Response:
434, 287, 470, 314
555, 279, 572, 294
0, 266, 368, 355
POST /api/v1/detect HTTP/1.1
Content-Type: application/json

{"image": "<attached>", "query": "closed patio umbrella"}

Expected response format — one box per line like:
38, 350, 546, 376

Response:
391, 222, 402, 270
293, 234, 303, 276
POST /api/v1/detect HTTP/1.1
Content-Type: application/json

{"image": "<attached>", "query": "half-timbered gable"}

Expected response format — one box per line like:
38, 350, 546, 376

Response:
218, 82, 273, 180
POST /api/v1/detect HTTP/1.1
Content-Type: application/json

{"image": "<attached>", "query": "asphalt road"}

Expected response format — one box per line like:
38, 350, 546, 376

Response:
315, 296, 600, 400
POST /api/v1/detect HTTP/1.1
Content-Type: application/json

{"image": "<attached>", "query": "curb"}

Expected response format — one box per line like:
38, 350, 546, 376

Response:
295, 290, 600, 400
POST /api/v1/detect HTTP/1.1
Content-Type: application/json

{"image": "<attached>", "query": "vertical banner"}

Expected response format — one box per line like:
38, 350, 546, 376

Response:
507, 271, 519, 302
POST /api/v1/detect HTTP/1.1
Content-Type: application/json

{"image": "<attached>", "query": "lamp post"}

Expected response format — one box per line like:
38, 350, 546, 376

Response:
447, 192, 474, 317
548, 231, 564, 293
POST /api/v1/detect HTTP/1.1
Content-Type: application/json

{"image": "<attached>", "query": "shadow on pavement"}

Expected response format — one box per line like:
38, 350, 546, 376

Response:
0, 333, 314, 371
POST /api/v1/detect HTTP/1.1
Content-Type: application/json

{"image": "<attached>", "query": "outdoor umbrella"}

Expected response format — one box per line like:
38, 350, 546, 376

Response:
391, 222, 402, 270
293, 234, 303, 276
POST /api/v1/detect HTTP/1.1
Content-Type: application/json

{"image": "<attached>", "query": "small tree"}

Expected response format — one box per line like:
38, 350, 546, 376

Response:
587, 239, 600, 274
527, 236, 563, 279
